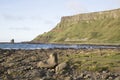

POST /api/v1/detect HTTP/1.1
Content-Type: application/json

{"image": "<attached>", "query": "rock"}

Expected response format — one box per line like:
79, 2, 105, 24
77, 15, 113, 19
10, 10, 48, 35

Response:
114, 76, 120, 80
55, 62, 68, 74
47, 53, 58, 65
101, 71, 111, 79
33, 77, 42, 80
75, 77, 83, 80
37, 53, 58, 68
79, 73, 84, 78
24, 69, 41, 79
0, 49, 120, 80
108, 76, 113, 80
64, 76, 73, 80
0, 65, 4, 75
39, 69, 47, 78
3, 75, 13, 80
102, 70, 108, 73
7, 69, 12, 74
7, 63, 14, 67
84, 74, 91, 79
46, 69, 55, 77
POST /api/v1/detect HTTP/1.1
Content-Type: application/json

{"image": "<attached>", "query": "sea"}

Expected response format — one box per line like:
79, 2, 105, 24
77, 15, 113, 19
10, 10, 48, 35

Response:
0, 43, 119, 50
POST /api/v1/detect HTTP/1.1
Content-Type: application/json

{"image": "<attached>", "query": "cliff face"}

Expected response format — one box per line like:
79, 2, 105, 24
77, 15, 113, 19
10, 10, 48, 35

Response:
32, 8, 120, 44
60, 9, 120, 27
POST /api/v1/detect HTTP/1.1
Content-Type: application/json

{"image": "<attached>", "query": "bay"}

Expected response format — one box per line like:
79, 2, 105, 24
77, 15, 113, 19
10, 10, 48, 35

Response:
0, 43, 119, 49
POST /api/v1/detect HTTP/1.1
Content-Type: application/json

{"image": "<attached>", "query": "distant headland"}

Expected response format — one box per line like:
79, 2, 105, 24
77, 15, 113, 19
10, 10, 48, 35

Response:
32, 8, 120, 44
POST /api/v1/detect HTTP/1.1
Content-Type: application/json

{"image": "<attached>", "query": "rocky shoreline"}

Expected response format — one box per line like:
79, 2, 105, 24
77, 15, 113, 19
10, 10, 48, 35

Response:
0, 49, 120, 80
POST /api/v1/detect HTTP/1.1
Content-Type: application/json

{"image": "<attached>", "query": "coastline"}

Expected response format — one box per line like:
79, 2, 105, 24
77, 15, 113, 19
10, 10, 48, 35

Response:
0, 42, 120, 49
0, 48, 120, 80
1, 41, 120, 46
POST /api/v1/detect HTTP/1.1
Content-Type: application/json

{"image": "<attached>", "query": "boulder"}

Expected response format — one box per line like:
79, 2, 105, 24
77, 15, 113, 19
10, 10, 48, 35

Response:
64, 76, 73, 80
115, 76, 120, 80
37, 53, 58, 68
55, 62, 68, 74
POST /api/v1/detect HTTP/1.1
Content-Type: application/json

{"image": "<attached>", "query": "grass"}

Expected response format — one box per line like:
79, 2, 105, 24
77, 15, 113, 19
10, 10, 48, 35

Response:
58, 49, 120, 72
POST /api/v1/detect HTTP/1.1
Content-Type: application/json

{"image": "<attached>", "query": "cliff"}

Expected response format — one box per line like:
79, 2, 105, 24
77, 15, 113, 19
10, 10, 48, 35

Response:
32, 8, 120, 44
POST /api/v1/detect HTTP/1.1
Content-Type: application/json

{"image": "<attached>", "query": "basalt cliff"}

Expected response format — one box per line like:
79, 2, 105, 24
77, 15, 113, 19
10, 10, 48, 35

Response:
32, 8, 120, 44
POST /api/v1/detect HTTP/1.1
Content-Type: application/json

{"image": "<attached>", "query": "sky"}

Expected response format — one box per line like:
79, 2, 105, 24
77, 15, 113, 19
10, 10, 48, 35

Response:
0, 0, 120, 42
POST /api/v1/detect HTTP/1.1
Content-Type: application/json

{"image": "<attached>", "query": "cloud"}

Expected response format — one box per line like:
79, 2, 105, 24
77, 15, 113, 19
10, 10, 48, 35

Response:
2, 14, 42, 21
116, 0, 120, 4
30, 16, 42, 20
43, 20, 54, 25
9, 26, 31, 31
66, 0, 88, 13
2, 14, 25, 21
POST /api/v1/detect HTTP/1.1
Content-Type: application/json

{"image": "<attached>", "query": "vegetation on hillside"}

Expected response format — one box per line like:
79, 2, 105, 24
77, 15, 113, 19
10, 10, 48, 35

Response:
32, 8, 120, 44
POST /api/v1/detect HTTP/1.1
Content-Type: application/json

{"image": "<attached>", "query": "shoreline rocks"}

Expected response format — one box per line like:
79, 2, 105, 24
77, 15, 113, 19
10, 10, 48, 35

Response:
0, 49, 120, 80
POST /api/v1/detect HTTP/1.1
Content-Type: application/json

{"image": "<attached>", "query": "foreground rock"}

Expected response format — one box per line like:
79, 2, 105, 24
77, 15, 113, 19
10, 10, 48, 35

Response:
0, 49, 120, 80
55, 62, 68, 74
37, 52, 58, 68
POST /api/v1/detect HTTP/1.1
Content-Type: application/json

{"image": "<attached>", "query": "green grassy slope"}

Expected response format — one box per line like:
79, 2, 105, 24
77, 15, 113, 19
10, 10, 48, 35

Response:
32, 9, 120, 44
58, 49, 120, 72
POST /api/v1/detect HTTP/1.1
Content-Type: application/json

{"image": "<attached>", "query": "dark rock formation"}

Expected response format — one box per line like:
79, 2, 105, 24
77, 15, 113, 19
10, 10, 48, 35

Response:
10, 39, 14, 43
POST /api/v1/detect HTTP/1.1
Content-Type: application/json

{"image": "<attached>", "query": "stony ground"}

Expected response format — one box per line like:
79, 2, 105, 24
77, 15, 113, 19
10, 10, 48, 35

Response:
0, 48, 120, 80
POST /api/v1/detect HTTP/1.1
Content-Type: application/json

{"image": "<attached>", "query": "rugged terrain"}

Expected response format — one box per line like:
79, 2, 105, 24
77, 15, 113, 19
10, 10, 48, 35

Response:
0, 49, 120, 80
32, 8, 120, 44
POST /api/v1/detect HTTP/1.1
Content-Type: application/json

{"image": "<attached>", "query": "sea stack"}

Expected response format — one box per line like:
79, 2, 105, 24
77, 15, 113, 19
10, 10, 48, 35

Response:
11, 39, 14, 43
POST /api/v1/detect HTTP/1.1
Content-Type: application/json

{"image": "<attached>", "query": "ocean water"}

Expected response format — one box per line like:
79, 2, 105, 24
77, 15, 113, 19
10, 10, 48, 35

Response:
0, 43, 119, 49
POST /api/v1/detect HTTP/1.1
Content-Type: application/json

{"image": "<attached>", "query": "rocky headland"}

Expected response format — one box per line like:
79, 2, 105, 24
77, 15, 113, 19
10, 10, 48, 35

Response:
0, 48, 120, 80
33, 8, 120, 44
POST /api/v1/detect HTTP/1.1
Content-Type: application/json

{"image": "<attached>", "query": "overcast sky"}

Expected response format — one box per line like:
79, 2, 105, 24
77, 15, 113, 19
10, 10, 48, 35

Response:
0, 0, 120, 42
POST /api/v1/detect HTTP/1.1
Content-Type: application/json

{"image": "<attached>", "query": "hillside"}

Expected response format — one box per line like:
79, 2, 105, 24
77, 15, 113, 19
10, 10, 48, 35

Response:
32, 8, 120, 44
